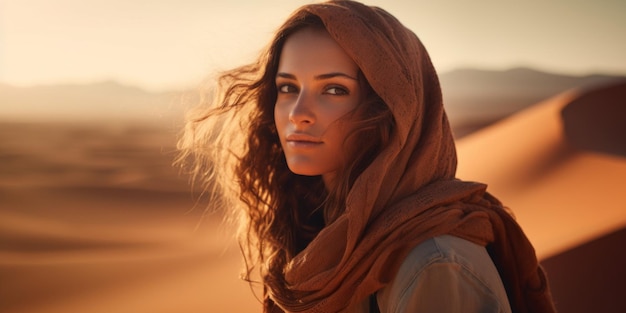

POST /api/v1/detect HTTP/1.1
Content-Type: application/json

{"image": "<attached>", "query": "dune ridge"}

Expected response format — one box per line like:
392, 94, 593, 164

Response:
456, 82, 626, 259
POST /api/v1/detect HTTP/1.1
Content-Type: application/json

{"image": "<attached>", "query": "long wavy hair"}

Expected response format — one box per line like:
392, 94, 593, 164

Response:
177, 10, 395, 310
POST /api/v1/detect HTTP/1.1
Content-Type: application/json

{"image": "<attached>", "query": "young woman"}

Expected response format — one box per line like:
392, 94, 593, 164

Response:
178, 1, 556, 312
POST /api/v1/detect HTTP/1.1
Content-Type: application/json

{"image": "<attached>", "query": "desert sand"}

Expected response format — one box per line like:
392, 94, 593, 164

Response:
1, 82, 625, 312
0, 122, 262, 313
456, 81, 626, 313
456, 82, 626, 260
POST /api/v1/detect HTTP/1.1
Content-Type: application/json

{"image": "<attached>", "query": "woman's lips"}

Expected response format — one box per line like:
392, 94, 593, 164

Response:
285, 133, 323, 148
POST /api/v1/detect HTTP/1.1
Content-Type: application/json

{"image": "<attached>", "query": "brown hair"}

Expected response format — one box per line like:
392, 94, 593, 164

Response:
177, 9, 394, 309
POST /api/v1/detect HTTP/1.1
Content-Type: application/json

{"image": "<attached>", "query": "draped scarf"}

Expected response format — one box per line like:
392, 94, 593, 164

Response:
267, 1, 556, 312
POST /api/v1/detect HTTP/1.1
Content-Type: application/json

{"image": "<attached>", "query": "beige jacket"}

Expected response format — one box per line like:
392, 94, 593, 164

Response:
347, 236, 512, 313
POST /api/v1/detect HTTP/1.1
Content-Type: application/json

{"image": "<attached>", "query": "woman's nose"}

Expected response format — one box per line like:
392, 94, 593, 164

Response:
289, 91, 316, 125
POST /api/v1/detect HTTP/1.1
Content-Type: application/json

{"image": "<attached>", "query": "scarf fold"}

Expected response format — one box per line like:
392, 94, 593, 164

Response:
268, 1, 556, 312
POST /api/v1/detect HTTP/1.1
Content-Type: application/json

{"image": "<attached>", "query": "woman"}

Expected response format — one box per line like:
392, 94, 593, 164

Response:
178, 1, 556, 312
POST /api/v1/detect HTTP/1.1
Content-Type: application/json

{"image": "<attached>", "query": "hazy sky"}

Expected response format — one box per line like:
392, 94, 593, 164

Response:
1, 0, 625, 91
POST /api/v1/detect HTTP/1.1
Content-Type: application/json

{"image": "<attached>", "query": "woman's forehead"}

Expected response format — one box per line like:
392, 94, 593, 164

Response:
277, 28, 359, 77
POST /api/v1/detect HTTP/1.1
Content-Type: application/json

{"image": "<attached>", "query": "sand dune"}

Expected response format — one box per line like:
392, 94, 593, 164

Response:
541, 227, 626, 313
456, 82, 626, 260
1, 82, 625, 312
0, 122, 263, 313
456, 82, 626, 312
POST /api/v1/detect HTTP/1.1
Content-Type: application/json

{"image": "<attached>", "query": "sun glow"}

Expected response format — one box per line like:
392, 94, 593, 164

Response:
1, 0, 625, 91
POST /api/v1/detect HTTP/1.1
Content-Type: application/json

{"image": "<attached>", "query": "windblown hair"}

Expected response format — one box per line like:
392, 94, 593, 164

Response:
177, 10, 394, 309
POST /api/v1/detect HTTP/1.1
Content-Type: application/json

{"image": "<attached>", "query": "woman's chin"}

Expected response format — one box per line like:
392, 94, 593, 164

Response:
287, 166, 320, 177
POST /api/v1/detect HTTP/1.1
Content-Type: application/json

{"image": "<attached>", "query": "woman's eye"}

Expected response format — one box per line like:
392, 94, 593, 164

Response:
278, 84, 297, 93
326, 86, 348, 95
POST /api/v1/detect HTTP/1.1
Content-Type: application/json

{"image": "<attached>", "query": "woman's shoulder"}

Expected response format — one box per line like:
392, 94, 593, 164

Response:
401, 235, 498, 275
376, 235, 512, 313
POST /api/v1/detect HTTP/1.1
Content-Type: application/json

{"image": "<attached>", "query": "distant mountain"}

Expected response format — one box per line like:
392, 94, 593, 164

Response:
0, 81, 191, 125
1, 68, 624, 136
439, 67, 626, 137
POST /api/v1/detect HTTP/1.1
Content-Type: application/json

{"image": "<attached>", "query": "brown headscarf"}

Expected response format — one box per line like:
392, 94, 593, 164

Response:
267, 1, 556, 312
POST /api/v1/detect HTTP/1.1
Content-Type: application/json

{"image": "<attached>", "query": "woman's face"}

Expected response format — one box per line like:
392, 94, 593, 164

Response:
274, 28, 363, 187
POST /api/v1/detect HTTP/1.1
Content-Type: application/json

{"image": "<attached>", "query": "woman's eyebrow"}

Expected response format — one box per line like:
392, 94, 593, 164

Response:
315, 72, 358, 81
276, 72, 358, 81
276, 72, 296, 80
